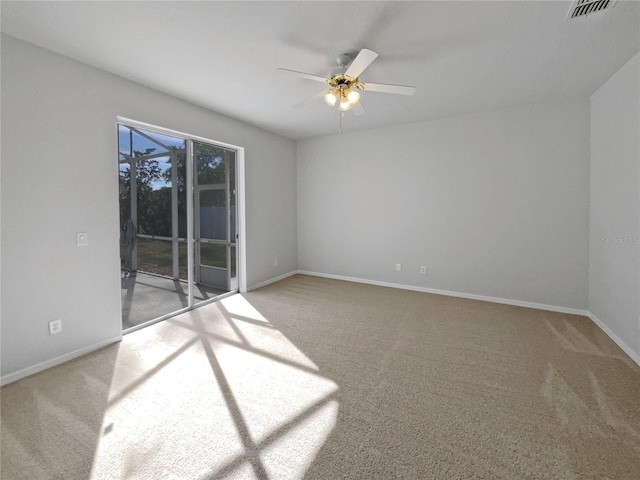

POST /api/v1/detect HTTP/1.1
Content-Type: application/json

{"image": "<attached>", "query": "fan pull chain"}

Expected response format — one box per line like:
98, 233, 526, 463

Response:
339, 110, 343, 134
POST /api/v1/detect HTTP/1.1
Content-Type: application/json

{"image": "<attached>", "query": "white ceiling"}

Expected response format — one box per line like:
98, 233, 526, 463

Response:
1, 1, 638, 140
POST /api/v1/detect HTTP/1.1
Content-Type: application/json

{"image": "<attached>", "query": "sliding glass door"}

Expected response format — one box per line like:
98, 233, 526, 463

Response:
118, 123, 238, 331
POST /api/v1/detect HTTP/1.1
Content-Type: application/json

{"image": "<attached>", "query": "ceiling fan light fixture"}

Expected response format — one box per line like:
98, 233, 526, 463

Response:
339, 96, 351, 111
324, 90, 338, 106
347, 90, 360, 105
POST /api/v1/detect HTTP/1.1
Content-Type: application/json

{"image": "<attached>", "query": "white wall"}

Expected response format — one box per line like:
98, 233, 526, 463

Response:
589, 53, 640, 360
297, 100, 590, 310
0, 35, 297, 381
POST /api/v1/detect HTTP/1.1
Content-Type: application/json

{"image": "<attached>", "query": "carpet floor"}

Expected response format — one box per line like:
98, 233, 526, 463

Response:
2, 274, 639, 479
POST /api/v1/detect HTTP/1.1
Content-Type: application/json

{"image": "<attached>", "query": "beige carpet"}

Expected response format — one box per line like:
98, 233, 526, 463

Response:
2, 274, 639, 479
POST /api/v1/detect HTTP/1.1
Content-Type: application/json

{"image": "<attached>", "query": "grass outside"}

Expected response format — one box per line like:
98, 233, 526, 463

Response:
121, 237, 228, 278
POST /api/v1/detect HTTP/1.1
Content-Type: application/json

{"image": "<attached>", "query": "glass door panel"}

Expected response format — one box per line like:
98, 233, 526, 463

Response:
118, 124, 188, 330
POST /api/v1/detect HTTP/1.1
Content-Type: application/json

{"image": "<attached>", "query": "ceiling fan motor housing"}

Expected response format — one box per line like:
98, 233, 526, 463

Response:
328, 74, 363, 91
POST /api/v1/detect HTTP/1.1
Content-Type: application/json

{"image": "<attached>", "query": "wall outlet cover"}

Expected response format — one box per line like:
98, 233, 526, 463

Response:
49, 319, 62, 335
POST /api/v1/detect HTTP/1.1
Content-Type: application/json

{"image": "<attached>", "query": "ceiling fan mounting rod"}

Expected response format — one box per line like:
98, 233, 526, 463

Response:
336, 53, 352, 68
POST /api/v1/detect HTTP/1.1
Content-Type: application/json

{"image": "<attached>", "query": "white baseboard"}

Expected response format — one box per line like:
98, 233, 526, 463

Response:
298, 270, 589, 316
1, 334, 123, 386
6, 274, 636, 386
247, 270, 298, 292
587, 312, 640, 367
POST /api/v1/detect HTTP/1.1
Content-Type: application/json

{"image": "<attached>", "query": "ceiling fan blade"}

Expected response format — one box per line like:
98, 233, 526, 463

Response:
363, 82, 416, 96
292, 90, 326, 109
345, 49, 379, 78
351, 102, 366, 116
276, 68, 328, 83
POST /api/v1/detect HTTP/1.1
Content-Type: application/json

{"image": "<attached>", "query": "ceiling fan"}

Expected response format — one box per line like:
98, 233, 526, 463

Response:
277, 49, 416, 116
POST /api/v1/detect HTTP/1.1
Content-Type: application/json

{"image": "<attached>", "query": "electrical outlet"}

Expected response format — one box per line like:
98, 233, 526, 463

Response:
395, 263, 402, 272
420, 266, 427, 275
49, 319, 62, 335
274, 258, 279, 267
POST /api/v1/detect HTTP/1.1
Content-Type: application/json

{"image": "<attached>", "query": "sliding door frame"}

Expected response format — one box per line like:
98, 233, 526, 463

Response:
117, 116, 247, 333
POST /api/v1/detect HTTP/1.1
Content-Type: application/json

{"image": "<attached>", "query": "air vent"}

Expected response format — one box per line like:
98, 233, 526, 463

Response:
565, 0, 618, 20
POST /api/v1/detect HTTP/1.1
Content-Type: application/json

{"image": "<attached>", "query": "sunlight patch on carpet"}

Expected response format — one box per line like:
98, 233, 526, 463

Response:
89, 294, 338, 479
